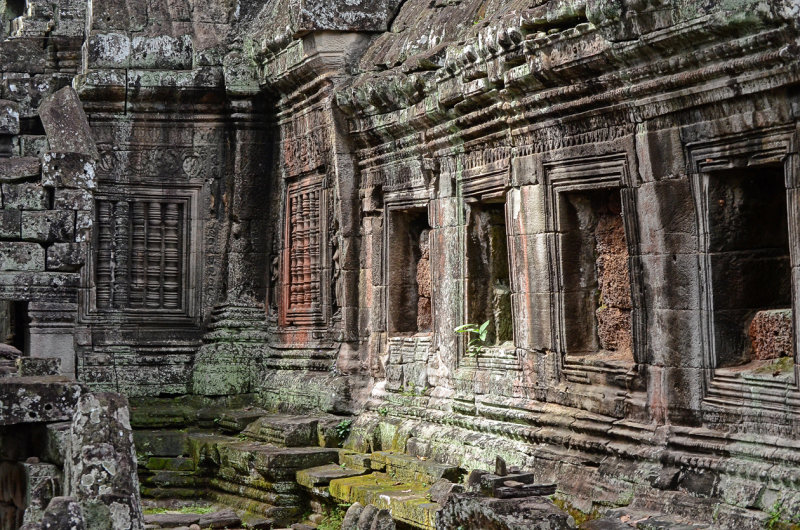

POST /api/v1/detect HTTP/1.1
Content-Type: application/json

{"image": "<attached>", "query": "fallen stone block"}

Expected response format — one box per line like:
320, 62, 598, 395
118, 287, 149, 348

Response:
197, 509, 241, 529
38, 87, 99, 159
143, 512, 201, 527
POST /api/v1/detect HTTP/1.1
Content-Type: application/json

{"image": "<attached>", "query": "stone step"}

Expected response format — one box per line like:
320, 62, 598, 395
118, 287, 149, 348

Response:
296, 463, 369, 491
371, 451, 465, 483
134, 429, 190, 459
216, 407, 270, 433
339, 451, 374, 471
140, 470, 202, 489
241, 414, 341, 447
144, 456, 196, 472
208, 491, 300, 527
329, 472, 439, 529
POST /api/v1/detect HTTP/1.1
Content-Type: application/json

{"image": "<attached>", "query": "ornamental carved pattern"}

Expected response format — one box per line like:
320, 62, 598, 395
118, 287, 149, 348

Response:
280, 177, 326, 327
95, 198, 185, 311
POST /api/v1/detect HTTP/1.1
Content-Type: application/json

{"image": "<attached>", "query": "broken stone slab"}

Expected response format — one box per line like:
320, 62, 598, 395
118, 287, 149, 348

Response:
296, 463, 368, 489
0, 157, 40, 181
494, 483, 557, 498
479, 471, 536, 494
242, 414, 323, 446
436, 492, 576, 529
216, 407, 269, 433
370, 451, 465, 482
429, 478, 465, 505
38, 87, 98, 159
0, 376, 83, 425
197, 509, 241, 529
143, 512, 201, 527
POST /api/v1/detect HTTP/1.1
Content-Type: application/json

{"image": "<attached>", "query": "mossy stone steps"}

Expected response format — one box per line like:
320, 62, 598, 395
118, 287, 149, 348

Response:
371, 451, 465, 483
207, 490, 301, 526
134, 429, 189, 459
296, 463, 369, 492
216, 407, 270, 433
328, 472, 439, 529
241, 414, 343, 447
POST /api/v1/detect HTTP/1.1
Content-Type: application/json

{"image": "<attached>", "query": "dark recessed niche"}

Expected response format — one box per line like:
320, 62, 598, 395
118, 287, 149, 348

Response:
706, 167, 792, 367
558, 188, 632, 359
465, 201, 512, 345
388, 208, 431, 334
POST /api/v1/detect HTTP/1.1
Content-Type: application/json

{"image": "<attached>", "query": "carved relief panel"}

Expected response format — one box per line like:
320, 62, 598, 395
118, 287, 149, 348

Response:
280, 176, 328, 327
87, 187, 200, 322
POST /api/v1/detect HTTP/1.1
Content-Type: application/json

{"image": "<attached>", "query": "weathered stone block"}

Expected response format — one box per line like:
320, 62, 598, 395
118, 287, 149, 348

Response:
0, 377, 83, 425
130, 35, 193, 69
21, 211, 75, 243
0, 99, 20, 135
0, 242, 45, 271
38, 87, 99, 159
1, 182, 48, 210
53, 189, 93, 211
87, 32, 131, 68
46, 242, 85, 271
21, 462, 61, 526
41, 153, 96, 189
40, 496, 85, 530
0, 157, 41, 182
749, 309, 793, 360
74, 210, 92, 242
0, 210, 21, 238
69, 392, 143, 529
436, 493, 575, 529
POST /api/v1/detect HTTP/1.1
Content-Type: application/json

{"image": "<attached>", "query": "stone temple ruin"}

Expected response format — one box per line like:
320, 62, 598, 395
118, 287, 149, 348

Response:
2, 0, 800, 528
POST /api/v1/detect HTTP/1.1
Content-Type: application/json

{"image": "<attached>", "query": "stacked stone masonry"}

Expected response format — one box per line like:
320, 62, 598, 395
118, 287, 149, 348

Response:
3, 0, 800, 528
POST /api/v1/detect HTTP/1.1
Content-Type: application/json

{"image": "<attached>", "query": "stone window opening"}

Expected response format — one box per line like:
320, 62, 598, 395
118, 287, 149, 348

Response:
465, 201, 513, 346
387, 208, 431, 335
558, 188, 633, 360
0, 300, 28, 355
705, 167, 794, 372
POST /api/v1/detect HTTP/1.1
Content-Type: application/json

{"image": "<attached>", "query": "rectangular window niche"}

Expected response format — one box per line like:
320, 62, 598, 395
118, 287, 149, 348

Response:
387, 208, 431, 335
557, 187, 633, 360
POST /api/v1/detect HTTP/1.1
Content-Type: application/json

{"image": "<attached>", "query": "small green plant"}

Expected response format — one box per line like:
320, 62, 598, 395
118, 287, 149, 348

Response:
378, 406, 389, 417
316, 504, 349, 530
455, 320, 490, 356
335, 419, 353, 441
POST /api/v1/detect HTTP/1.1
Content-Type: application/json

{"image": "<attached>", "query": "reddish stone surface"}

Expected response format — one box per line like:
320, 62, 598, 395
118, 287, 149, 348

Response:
749, 309, 793, 360
416, 230, 431, 331
595, 207, 633, 357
